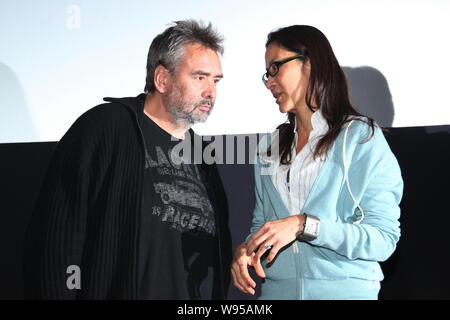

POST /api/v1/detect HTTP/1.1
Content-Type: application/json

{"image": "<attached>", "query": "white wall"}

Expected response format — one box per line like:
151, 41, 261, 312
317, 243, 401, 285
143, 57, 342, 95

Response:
1, 0, 449, 143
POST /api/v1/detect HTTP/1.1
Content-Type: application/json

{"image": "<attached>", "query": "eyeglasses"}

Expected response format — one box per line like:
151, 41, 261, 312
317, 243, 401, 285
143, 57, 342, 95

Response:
262, 50, 308, 86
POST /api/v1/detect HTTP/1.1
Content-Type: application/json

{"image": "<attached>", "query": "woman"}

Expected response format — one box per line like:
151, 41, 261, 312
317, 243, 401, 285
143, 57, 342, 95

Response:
231, 25, 403, 300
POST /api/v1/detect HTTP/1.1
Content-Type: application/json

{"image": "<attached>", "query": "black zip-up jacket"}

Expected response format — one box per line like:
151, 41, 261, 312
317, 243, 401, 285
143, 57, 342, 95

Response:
23, 93, 232, 299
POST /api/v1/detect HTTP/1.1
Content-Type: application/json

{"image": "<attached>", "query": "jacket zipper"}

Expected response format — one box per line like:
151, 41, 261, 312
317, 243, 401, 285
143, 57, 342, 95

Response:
203, 166, 226, 299
127, 104, 149, 298
293, 242, 300, 254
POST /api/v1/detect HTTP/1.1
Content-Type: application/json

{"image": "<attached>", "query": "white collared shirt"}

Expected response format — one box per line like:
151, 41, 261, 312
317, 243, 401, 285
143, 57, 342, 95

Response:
272, 110, 329, 215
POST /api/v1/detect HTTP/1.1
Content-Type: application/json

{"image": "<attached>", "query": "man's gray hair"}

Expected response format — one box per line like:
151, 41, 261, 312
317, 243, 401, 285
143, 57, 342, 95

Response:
144, 19, 224, 93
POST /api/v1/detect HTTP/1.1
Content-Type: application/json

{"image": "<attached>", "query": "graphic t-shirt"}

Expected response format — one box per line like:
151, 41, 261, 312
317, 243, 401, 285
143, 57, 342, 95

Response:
139, 113, 217, 299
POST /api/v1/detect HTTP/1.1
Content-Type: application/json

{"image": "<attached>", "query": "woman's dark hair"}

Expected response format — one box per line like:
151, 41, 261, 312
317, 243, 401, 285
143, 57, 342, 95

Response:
266, 25, 375, 164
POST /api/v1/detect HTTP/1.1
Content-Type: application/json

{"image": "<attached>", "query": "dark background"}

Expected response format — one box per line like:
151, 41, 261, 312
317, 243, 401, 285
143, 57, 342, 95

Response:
1, 125, 449, 300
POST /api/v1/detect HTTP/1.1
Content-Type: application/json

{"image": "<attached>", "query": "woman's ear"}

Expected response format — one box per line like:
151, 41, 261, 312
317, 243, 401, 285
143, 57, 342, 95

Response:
154, 65, 171, 93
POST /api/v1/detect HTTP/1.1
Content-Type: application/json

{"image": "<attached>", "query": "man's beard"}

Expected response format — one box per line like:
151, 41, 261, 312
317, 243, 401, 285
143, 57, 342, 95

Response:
163, 84, 214, 127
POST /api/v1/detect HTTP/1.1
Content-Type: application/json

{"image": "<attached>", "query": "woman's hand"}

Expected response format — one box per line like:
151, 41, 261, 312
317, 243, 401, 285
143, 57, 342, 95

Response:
245, 214, 306, 263
231, 242, 266, 295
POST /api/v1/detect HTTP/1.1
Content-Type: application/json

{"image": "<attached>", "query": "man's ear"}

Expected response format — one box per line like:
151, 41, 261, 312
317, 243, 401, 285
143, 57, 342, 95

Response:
154, 65, 171, 93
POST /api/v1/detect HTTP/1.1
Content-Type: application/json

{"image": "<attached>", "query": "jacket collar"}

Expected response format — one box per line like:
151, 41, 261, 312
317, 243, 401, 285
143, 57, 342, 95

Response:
103, 93, 147, 122
103, 93, 198, 138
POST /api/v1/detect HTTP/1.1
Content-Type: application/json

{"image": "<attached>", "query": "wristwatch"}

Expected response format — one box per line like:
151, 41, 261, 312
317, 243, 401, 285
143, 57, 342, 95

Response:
297, 214, 320, 242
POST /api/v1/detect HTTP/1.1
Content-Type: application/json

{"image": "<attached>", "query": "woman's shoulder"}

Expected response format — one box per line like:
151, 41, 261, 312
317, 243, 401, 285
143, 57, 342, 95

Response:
341, 116, 382, 143
340, 116, 396, 164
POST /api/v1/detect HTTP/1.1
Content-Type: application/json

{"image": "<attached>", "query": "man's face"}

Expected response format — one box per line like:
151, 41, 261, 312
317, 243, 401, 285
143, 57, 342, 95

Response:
163, 43, 223, 126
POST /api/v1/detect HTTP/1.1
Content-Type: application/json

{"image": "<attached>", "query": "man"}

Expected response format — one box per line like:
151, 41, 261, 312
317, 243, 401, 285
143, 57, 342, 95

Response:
24, 20, 231, 300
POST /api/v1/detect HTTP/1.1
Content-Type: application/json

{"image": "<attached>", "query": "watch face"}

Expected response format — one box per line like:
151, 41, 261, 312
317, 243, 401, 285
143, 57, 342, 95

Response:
298, 215, 320, 241
304, 216, 320, 237
306, 224, 316, 235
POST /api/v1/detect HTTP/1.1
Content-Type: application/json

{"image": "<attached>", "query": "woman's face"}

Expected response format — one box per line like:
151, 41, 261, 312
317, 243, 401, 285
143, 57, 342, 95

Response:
264, 43, 311, 114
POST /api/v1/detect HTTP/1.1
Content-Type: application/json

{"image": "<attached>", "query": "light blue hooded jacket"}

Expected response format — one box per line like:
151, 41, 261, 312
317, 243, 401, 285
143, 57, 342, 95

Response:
248, 119, 403, 298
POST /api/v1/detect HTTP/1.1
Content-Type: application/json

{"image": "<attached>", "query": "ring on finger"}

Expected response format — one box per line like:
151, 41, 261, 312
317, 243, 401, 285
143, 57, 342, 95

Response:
264, 243, 272, 250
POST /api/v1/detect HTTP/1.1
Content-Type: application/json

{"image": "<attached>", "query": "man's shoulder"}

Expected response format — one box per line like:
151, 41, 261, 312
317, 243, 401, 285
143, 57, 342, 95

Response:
61, 98, 139, 145
78, 100, 133, 124
73, 95, 144, 133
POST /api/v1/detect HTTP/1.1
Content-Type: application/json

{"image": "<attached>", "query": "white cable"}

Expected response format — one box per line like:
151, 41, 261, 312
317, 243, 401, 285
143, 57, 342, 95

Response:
342, 120, 365, 225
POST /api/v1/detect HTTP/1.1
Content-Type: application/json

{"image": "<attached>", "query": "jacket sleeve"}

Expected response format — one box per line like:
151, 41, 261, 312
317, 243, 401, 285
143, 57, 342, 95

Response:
309, 126, 403, 262
24, 109, 108, 299
246, 154, 267, 242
